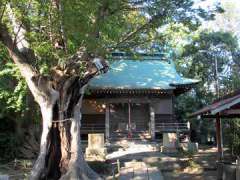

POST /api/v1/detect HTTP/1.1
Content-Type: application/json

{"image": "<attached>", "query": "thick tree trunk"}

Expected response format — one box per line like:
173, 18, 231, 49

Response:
29, 78, 102, 180
1, 19, 107, 180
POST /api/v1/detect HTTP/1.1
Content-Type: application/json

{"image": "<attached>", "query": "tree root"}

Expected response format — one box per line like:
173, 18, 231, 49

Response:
60, 163, 103, 180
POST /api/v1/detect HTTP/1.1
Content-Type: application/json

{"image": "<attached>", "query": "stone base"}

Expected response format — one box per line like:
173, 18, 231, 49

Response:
85, 147, 107, 161
85, 133, 106, 161
180, 142, 198, 153
161, 146, 178, 153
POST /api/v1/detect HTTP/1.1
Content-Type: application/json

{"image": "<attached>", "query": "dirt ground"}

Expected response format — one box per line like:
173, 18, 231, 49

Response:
161, 145, 218, 180
0, 160, 32, 179
106, 141, 220, 180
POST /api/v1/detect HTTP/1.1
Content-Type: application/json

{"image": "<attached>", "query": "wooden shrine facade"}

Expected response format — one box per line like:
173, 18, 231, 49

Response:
81, 91, 182, 140
81, 53, 198, 140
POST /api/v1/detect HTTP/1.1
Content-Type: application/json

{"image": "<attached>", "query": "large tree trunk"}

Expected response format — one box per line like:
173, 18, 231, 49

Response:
1, 16, 107, 180
30, 77, 102, 180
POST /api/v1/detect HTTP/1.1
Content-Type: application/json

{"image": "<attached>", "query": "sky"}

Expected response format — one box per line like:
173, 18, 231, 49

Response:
198, 0, 240, 38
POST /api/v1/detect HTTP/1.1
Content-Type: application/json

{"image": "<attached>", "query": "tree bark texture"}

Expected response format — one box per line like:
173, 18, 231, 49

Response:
30, 77, 102, 180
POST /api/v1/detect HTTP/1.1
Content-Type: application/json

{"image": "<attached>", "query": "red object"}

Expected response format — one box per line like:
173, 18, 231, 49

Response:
128, 131, 132, 138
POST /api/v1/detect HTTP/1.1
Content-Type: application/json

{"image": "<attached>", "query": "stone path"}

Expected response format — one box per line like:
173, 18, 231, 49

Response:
106, 140, 164, 180
119, 162, 164, 180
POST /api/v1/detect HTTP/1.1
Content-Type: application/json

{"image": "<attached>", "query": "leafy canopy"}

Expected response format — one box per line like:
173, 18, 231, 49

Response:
0, 0, 222, 116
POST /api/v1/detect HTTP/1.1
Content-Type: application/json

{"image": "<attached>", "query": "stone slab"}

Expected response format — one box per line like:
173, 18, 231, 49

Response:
88, 133, 105, 148
120, 162, 164, 180
163, 133, 177, 148
86, 133, 107, 160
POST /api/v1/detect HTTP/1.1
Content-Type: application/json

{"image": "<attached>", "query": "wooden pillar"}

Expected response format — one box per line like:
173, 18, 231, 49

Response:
150, 105, 155, 140
128, 100, 132, 138
216, 114, 223, 160
105, 103, 110, 141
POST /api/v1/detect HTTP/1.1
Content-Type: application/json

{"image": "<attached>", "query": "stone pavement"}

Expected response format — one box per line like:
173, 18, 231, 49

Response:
106, 140, 164, 180
119, 162, 164, 180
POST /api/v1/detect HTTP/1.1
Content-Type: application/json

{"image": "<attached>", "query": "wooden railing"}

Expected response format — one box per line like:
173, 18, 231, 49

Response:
155, 122, 190, 132
80, 122, 190, 133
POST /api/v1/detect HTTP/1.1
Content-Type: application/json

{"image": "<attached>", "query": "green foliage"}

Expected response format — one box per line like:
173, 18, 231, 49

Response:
224, 119, 240, 156
0, 0, 227, 160
175, 31, 238, 117
180, 31, 238, 89
174, 31, 240, 145
2, 0, 222, 57
0, 43, 27, 116
0, 118, 19, 160
0, 0, 223, 116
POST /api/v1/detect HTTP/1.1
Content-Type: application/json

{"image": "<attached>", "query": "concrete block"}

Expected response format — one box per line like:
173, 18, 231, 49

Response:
86, 133, 107, 160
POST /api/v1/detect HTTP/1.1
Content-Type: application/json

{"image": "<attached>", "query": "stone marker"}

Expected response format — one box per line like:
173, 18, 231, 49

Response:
162, 133, 178, 152
163, 133, 177, 148
85, 133, 107, 161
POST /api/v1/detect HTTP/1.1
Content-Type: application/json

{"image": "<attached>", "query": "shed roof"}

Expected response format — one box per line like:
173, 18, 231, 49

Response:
89, 59, 199, 91
190, 89, 240, 118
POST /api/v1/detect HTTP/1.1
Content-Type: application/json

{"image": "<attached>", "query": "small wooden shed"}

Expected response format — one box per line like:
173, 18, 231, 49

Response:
81, 52, 198, 140
191, 89, 240, 159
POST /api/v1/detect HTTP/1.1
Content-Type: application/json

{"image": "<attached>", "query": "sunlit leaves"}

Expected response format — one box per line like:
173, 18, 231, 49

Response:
0, 63, 27, 113
0, 0, 225, 117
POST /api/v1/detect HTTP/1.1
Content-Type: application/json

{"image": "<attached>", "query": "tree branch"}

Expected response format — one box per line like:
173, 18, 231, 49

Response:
11, 1, 32, 47
114, 9, 167, 49
0, 2, 7, 22
0, 23, 56, 104
0, 23, 36, 77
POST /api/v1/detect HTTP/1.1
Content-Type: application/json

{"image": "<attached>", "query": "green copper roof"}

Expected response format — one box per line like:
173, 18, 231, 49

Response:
89, 58, 199, 90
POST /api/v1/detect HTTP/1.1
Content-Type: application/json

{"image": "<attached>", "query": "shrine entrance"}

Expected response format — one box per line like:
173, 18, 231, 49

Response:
109, 102, 150, 139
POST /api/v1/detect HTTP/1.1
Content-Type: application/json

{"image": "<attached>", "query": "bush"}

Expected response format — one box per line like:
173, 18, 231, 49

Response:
0, 118, 20, 161
224, 119, 240, 156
